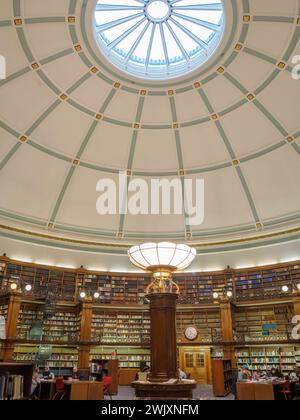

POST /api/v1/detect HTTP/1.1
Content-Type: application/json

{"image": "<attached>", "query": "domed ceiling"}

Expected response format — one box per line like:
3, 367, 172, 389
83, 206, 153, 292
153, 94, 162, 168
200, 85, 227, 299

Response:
0, 0, 300, 267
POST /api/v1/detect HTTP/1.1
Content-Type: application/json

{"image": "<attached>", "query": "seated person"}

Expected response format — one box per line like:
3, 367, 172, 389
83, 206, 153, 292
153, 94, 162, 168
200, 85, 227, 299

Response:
252, 371, 260, 382
72, 366, 79, 380
242, 365, 252, 381
178, 368, 187, 380
135, 361, 150, 381
272, 368, 284, 379
30, 366, 41, 399
42, 366, 55, 380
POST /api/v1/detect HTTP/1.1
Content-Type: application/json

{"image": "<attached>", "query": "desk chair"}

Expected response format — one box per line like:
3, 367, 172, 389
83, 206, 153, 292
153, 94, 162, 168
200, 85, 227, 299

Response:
52, 377, 66, 400
103, 376, 113, 400
278, 381, 292, 400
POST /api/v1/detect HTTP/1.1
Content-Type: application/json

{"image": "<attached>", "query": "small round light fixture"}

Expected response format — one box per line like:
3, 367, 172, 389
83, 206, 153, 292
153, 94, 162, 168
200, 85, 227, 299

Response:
10, 283, 18, 291
282, 285, 289, 293
79, 291, 86, 299
226, 291, 233, 298
213, 292, 219, 300
94, 292, 100, 299
297, 283, 300, 291
25, 284, 32, 292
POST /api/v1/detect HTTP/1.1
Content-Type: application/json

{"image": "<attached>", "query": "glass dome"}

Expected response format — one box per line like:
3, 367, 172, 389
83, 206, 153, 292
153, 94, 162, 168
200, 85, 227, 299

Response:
94, 0, 225, 80
128, 242, 197, 271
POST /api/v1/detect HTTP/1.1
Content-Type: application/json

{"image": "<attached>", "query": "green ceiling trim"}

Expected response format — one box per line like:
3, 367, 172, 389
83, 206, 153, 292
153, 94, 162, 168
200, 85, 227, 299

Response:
253, 99, 289, 137
49, 85, 119, 225
13, 0, 21, 17
39, 48, 74, 66
66, 72, 92, 95
254, 69, 281, 96
198, 86, 261, 225
283, 26, 300, 61
235, 166, 260, 223
0, 143, 22, 171
242, 0, 250, 14
0, 120, 20, 138
1, 206, 300, 242
118, 95, 146, 234
25, 99, 61, 136
24, 17, 66, 24
36, 69, 61, 95
68, 0, 78, 15
0, 66, 30, 88
223, 72, 248, 95
0, 20, 12, 27
239, 141, 287, 163
253, 16, 295, 24
1, 224, 300, 256
49, 166, 77, 223
0, 209, 45, 227
292, 142, 300, 156
27, 140, 73, 163
243, 47, 277, 65
67, 98, 95, 117
15, 27, 35, 62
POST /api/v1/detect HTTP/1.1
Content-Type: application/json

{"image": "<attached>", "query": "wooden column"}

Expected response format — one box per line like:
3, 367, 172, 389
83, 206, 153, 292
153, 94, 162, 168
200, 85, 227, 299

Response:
1, 292, 21, 361
220, 299, 236, 368
148, 293, 178, 383
293, 293, 300, 316
78, 301, 92, 370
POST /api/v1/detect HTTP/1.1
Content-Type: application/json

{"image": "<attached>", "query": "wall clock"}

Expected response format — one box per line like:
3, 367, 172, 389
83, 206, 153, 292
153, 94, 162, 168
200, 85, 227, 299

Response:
184, 326, 198, 341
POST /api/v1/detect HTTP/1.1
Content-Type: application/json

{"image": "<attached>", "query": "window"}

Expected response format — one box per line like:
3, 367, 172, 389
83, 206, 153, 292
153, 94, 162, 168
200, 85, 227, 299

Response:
94, 0, 225, 80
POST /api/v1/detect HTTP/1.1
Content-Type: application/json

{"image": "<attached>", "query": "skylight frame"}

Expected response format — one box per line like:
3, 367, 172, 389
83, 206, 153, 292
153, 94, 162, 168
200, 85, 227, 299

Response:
94, 0, 226, 80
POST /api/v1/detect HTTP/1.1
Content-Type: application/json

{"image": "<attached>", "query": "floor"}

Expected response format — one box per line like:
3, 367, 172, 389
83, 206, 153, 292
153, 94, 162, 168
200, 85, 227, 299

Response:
109, 385, 235, 401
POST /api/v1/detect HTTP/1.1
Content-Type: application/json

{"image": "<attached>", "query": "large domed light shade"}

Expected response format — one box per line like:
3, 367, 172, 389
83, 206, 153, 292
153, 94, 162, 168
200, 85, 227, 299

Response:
128, 243, 196, 272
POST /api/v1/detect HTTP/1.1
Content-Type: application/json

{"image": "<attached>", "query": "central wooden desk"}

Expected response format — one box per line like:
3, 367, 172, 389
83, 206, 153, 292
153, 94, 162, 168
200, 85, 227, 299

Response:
40, 380, 103, 400
237, 381, 276, 400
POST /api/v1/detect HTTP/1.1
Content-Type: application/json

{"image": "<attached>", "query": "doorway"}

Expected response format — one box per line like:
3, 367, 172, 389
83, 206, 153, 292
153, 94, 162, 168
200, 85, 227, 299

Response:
179, 347, 211, 384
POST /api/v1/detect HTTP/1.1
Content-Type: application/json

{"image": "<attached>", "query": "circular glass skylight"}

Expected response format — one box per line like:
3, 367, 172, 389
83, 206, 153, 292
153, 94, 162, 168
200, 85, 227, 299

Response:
94, 0, 225, 80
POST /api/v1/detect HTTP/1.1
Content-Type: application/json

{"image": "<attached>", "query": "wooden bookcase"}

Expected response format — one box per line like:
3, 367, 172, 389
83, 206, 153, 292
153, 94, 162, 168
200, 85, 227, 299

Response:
90, 358, 119, 394
235, 345, 300, 374
0, 362, 34, 399
212, 359, 233, 397
234, 304, 294, 343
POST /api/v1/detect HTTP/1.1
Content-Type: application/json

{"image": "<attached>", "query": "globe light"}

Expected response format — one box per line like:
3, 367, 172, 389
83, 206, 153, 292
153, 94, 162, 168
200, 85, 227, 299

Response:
226, 291, 233, 298
128, 242, 196, 295
213, 292, 219, 300
297, 284, 300, 291
94, 292, 100, 299
10, 283, 18, 290
79, 291, 86, 299
25, 284, 32, 292
128, 243, 197, 272
282, 285, 289, 293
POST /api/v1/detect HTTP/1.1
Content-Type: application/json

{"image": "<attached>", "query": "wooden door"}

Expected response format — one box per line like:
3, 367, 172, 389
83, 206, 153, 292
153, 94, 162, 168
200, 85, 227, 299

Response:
179, 347, 211, 384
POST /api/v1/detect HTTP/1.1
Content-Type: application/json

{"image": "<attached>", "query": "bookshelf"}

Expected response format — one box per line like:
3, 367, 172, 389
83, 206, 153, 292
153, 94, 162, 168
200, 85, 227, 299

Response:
235, 346, 300, 374
234, 304, 294, 343
0, 256, 300, 304
16, 303, 80, 343
90, 346, 150, 369
212, 359, 233, 397
177, 309, 222, 343
91, 310, 150, 345
0, 362, 34, 400
13, 345, 78, 376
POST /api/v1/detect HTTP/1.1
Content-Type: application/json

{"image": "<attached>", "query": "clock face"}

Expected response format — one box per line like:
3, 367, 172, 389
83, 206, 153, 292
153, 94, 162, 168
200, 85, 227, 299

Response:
184, 326, 198, 341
